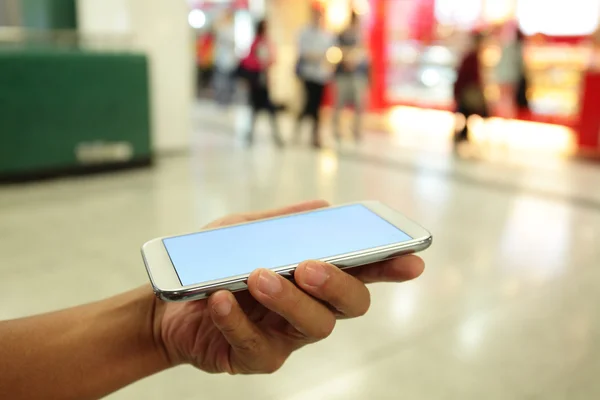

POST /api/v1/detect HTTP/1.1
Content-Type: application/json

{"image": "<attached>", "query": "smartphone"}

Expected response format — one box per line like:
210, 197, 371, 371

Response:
142, 201, 432, 302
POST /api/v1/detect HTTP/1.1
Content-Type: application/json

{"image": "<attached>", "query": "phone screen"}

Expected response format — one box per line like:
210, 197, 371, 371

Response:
163, 204, 412, 286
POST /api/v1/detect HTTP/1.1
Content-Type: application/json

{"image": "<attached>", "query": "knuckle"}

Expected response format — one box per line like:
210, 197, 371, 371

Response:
234, 335, 264, 355
287, 289, 303, 308
328, 272, 353, 304
278, 280, 303, 306
328, 289, 347, 309
219, 318, 242, 335
348, 286, 371, 317
314, 315, 336, 340
332, 274, 371, 318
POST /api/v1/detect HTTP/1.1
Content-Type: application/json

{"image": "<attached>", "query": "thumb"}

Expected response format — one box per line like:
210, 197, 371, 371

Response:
208, 291, 280, 374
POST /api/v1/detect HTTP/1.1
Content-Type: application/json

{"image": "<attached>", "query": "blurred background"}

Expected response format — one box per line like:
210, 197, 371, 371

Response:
2, 0, 600, 398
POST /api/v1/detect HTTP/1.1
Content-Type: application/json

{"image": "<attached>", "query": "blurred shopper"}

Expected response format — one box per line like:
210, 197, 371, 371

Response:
213, 9, 238, 106
514, 30, 530, 113
333, 12, 369, 144
496, 28, 529, 115
196, 30, 215, 94
295, 8, 335, 148
453, 33, 488, 144
239, 20, 283, 147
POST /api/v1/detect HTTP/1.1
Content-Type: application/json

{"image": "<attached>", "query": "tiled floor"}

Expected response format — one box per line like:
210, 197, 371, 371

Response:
2, 108, 600, 399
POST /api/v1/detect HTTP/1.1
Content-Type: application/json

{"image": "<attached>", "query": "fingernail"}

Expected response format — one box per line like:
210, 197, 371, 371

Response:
257, 270, 283, 296
213, 299, 232, 316
305, 263, 329, 287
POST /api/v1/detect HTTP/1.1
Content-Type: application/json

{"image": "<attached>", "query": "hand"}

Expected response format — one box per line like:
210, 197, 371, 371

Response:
153, 200, 425, 375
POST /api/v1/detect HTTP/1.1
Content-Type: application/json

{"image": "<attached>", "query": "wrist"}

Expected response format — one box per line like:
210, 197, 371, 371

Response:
104, 286, 173, 376
142, 287, 175, 370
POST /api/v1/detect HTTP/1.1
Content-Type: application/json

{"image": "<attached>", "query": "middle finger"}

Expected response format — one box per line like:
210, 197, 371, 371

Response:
294, 261, 371, 318
247, 268, 337, 341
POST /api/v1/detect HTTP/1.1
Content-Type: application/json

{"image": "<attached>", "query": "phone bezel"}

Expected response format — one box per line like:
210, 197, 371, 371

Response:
141, 201, 432, 301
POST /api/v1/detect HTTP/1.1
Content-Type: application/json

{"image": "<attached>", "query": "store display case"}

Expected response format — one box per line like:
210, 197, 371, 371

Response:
525, 43, 589, 118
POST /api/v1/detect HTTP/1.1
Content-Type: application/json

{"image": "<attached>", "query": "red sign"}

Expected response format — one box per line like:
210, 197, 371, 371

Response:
578, 71, 600, 151
409, 0, 436, 43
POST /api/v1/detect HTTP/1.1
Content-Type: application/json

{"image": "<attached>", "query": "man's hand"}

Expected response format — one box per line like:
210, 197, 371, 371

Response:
153, 200, 425, 374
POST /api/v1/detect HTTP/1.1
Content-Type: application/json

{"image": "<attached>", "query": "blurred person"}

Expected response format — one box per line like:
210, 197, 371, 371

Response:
453, 33, 488, 145
196, 30, 215, 93
333, 11, 370, 144
213, 8, 238, 106
0, 200, 425, 400
514, 30, 530, 113
239, 20, 283, 147
295, 8, 336, 148
496, 28, 529, 116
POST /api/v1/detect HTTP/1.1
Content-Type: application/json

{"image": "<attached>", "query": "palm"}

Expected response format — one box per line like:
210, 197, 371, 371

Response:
161, 290, 298, 374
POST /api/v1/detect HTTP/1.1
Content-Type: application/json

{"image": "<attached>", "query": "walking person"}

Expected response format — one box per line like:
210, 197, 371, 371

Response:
213, 8, 238, 107
196, 30, 215, 95
496, 28, 529, 117
513, 30, 530, 115
295, 8, 335, 148
333, 11, 369, 144
239, 20, 283, 147
453, 33, 488, 145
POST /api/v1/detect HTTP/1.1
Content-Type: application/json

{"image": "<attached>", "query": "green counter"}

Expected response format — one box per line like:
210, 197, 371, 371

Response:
21, 0, 77, 30
0, 50, 152, 182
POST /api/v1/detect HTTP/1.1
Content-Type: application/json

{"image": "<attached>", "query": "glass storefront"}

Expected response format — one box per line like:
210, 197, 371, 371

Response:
312, 0, 600, 154
361, 0, 600, 126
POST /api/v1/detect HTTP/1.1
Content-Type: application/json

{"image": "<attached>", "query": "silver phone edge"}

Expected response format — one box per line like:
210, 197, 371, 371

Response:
147, 235, 433, 303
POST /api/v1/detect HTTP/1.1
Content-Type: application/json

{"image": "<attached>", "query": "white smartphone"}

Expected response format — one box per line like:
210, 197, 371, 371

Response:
142, 201, 432, 302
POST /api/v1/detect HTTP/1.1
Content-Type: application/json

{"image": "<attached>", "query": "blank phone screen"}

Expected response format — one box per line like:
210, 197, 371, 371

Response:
163, 204, 412, 286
